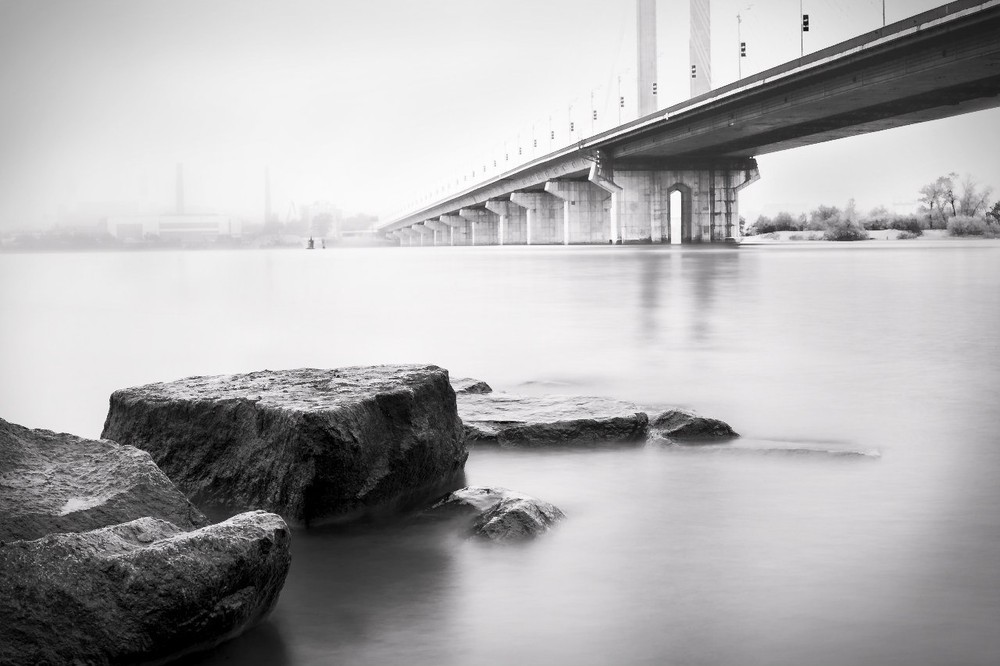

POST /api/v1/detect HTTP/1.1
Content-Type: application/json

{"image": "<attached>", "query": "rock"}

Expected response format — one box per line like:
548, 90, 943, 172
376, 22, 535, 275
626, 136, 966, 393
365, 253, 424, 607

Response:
649, 408, 739, 441
0, 511, 290, 666
429, 485, 529, 516
0, 417, 208, 542
428, 486, 565, 541
451, 377, 493, 394
457, 392, 648, 446
101, 365, 468, 526
472, 494, 565, 541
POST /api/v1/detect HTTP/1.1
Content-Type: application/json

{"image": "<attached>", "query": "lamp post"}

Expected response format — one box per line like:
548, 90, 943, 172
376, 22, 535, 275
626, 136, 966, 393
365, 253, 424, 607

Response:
800, 0, 804, 57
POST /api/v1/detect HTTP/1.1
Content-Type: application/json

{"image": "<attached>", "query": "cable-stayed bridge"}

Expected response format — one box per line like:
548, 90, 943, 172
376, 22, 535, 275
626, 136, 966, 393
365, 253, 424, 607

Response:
380, 0, 1000, 246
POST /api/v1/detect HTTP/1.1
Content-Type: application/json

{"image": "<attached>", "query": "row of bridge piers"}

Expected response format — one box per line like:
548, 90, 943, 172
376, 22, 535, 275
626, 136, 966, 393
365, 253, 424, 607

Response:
388, 158, 760, 246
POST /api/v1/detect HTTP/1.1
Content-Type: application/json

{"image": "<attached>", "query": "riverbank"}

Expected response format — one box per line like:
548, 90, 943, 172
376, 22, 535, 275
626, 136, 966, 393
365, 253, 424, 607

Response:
740, 229, 957, 243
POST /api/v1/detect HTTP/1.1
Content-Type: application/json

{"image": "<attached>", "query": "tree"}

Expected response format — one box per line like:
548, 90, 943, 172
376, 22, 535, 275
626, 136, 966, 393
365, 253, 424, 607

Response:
312, 213, 335, 238
956, 174, 993, 217
865, 205, 891, 229
806, 204, 840, 230
988, 202, 1000, 225
773, 211, 799, 231
918, 173, 958, 228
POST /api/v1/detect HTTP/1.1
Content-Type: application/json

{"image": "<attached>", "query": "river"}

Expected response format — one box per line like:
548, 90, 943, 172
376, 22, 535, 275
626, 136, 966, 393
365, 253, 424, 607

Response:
1, 241, 998, 665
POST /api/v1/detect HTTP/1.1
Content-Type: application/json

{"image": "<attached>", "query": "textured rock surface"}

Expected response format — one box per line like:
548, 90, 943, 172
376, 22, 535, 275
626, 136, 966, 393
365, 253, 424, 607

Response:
458, 393, 648, 446
101, 365, 468, 526
429, 486, 565, 541
650, 409, 739, 441
0, 511, 291, 666
451, 377, 493, 394
0, 417, 208, 541
474, 496, 564, 541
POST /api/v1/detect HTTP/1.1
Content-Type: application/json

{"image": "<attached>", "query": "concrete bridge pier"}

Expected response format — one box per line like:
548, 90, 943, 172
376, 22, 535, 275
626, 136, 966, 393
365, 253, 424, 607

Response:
544, 181, 612, 244
611, 158, 760, 243
439, 214, 468, 246
589, 161, 624, 243
424, 219, 449, 246
485, 200, 528, 245
459, 208, 499, 246
395, 227, 415, 246
510, 192, 562, 245
411, 223, 434, 246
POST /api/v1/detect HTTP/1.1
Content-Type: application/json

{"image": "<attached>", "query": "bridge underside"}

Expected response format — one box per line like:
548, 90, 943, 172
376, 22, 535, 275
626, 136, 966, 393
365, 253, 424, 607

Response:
384, 2, 1000, 246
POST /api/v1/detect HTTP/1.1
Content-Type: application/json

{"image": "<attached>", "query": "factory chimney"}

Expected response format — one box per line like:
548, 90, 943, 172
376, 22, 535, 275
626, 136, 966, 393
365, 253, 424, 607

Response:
175, 163, 185, 215
264, 166, 272, 225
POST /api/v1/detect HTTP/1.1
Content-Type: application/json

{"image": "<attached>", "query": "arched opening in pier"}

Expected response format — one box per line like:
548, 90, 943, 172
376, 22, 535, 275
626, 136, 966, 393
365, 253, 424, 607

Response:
667, 184, 692, 244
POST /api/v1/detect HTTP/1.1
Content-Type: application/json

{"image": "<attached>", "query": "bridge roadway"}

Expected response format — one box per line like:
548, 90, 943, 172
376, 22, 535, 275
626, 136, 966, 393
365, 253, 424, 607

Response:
381, 0, 1000, 246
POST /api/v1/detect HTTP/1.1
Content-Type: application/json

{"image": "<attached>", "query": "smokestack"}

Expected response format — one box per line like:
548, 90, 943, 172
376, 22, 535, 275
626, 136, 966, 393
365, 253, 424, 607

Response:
690, 0, 711, 97
636, 0, 658, 117
264, 166, 271, 225
175, 163, 184, 215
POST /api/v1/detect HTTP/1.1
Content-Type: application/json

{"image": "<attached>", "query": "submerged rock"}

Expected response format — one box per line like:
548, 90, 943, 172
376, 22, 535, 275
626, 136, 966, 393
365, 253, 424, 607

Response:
101, 365, 468, 526
429, 486, 565, 541
430, 485, 530, 516
0, 417, 208, 542
649, 409, 739, 441
451, 377, 493, 394
0, 511, 290, 666
458, 393, 648, 447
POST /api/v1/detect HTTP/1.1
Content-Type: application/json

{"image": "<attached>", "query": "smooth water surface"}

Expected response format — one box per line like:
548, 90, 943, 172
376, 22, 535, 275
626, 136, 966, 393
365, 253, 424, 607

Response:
2, 243, 998, 665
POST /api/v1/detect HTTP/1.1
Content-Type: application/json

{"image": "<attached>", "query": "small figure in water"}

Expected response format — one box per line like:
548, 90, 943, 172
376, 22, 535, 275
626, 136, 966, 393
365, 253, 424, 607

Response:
321, 238, 326, 249
307, 237, 314, 250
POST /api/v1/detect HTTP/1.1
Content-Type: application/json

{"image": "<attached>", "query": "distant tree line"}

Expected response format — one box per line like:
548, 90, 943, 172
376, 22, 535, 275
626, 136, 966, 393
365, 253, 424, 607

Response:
747, 173, 997, 240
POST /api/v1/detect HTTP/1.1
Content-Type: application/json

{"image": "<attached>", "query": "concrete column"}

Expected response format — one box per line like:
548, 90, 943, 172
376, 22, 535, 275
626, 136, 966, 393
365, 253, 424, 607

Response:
424, 219, 449, 246
589, 161, 623, 243
544, 181, 611, 245
690, 0, 712, 98
411, 223, 433, 246
637, 0, 658, 116
612, 158, 759, 243
459, 208, 499, 246
485, 199, 528, 245
510, 192, 563, 245
439, 214, 469, 246
396, 227, 416, 247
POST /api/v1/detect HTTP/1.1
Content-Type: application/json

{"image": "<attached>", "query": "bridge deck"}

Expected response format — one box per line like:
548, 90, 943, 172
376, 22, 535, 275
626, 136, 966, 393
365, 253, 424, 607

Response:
382, 0, 1000, 233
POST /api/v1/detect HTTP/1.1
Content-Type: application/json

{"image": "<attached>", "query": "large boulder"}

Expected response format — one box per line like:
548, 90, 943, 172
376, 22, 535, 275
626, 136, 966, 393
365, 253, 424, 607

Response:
0, 417, 208, 541
458, 392, 648, 446
0, 511, 290, 666
429, 486, 565, 541
101, 365, 468, 526
650, 408, 739, 441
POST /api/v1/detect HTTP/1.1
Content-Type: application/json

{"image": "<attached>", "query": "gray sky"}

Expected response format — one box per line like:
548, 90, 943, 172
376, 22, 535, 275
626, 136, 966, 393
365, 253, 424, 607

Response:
1, 0, 997, 227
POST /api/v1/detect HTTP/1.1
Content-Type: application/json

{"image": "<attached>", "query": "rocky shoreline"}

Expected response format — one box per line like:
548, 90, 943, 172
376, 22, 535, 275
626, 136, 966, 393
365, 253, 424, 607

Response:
0, 417, 291, 665
1, 364, 738, 664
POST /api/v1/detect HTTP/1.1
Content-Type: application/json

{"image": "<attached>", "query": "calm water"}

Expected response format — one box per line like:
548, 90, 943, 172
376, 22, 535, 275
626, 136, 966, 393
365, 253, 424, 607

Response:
2, 243, 999, 665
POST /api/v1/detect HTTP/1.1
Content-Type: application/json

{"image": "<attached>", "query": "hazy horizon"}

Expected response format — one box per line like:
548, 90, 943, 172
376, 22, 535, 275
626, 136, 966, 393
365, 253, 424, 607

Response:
2, 0, 998, 229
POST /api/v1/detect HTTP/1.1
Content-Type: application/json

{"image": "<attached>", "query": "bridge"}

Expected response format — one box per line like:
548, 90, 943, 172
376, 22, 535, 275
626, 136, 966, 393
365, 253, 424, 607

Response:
380, 0, 1000, 246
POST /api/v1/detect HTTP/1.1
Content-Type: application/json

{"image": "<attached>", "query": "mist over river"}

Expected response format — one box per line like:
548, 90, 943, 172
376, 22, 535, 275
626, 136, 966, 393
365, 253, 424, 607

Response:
2, 242, 999, 665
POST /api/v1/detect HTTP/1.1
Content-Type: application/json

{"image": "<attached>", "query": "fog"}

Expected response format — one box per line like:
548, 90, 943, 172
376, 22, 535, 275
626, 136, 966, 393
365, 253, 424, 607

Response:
1, 0, 998, 229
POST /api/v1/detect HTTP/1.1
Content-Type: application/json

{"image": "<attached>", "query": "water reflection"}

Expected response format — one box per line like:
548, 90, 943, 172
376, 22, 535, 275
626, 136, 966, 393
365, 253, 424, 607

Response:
635, 248, 742, 350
